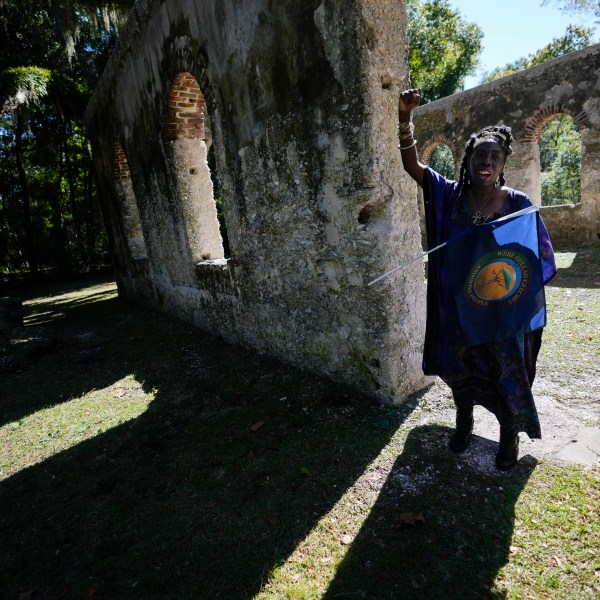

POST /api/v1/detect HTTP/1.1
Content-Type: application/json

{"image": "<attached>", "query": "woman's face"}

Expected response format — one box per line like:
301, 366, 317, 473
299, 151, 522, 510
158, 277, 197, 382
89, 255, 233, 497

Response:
469, 138, 506, 187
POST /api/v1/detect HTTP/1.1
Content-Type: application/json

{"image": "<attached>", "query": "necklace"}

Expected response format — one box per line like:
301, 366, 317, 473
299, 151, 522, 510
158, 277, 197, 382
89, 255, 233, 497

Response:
469, 187, 496, 225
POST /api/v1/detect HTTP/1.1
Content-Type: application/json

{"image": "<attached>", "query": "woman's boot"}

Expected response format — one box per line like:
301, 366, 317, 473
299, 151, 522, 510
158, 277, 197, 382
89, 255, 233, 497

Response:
496, 428, 519, 471
449, 406, 474, 453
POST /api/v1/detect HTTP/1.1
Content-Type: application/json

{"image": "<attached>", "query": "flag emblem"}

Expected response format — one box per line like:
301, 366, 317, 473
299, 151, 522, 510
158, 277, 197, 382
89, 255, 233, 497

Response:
468, 252, 528, 303
447, 206, 546, 345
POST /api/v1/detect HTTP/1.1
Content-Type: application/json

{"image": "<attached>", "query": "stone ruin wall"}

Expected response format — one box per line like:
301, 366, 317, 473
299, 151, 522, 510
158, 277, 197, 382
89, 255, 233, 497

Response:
412, 44, 600, 244
85, 0, 430, 403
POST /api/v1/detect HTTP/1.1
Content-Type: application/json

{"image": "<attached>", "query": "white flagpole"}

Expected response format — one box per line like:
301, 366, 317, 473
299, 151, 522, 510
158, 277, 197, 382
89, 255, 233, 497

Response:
367, 206, 539, 287
367, 241, 447, 286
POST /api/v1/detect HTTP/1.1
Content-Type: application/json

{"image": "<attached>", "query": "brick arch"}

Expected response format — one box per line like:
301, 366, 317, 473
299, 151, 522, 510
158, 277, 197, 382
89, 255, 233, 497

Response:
418, 135, 459, 166
162, 71, 227, 262
164, 72, 207, 141
522, 104, 587, 143
112, 142, 131, 179
111, 143, 147, 260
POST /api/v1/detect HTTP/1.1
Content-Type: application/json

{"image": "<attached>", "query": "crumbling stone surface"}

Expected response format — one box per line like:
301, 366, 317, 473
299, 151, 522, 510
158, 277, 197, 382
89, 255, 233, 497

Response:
412, 44, 600, 243
85, 0, 429, 402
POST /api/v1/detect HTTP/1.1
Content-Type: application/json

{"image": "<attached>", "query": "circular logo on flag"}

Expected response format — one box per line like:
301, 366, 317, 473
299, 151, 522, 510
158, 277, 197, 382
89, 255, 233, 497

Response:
466, 251, 530, 305
474, 258, 522, 301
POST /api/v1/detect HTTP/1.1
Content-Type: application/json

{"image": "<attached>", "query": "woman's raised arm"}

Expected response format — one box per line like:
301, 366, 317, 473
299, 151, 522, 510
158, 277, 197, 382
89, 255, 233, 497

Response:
398, 89, 426, 188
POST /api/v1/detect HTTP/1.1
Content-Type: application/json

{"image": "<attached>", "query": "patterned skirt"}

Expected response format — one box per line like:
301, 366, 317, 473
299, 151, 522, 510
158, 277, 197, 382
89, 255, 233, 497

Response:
440, 329, 543, 439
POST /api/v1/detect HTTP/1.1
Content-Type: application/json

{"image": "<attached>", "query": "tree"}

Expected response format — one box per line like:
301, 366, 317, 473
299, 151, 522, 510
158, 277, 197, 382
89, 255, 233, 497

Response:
541, 0, 600, 21
0, 2, 129, 279
481, 25, 595, 83
540, 116, 581, 206
429, 145, 454, 179
0, 1, 132, 61
407, 0, 483, 103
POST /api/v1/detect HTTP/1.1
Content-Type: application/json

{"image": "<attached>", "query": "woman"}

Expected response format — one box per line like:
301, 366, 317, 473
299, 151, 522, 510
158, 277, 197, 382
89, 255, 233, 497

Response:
398, 89, 556, 470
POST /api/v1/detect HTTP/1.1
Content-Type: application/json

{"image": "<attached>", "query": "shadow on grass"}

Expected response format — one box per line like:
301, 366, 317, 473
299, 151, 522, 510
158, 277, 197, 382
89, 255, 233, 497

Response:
24, 288, 120, 327
0, 294, 138, 427
549, 241, 600, 289
0, 285, 415, 598
323, 424, 537, 600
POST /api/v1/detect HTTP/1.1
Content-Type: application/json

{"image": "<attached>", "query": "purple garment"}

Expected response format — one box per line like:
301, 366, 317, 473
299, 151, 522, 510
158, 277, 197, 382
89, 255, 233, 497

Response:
422, 167, 557, 438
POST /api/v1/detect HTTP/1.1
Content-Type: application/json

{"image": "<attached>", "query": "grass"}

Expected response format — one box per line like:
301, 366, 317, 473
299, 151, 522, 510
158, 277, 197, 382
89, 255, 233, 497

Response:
540, 241, 600, 408
0, 242, 599, 599
494, 465, 599, 600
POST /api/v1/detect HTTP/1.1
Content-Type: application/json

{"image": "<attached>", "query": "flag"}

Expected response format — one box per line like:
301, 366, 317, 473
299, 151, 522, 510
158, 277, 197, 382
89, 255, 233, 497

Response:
446, 206, 546, 346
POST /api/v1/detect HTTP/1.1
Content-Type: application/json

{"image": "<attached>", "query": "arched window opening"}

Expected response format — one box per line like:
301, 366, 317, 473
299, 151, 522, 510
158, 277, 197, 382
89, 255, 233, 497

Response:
112, 143, 147, 260
207, 144, 230, 258
539, 115, 581, 206
165, 72, 230, 261
429, 144, 455, 179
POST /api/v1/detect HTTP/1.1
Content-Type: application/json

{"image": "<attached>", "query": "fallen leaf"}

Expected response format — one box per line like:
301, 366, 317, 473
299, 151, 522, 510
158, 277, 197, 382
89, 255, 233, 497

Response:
509, 545, 519, 556
320, 556, 333, 563
341, 534, 353, 545
19, 590, 38, 600
249, 420, 265, 431
411, 578, 421, 589
552, 555, 563, 568
247, 450, 256, 462
267, 514, 279, 526
397, 512, 426, 526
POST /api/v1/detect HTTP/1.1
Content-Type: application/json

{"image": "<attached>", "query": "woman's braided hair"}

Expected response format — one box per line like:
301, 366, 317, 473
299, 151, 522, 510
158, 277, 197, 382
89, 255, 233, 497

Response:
458, 125, 514, 190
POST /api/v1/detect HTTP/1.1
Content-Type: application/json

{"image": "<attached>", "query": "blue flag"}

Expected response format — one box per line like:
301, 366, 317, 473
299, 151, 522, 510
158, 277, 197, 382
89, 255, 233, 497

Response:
446, 206, 546, 346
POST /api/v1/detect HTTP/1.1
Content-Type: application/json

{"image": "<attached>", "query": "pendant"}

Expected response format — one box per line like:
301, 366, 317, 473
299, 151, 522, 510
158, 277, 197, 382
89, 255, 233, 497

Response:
472, 211, 484, 225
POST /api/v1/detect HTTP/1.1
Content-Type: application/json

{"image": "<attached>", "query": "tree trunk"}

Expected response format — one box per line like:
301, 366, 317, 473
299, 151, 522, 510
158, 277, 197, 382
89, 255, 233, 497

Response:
63, 119, 86, 267
14, 114, 40, 278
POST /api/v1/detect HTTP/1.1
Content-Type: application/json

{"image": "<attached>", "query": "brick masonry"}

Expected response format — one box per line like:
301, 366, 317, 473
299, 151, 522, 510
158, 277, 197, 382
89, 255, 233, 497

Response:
164, 72, 206, 141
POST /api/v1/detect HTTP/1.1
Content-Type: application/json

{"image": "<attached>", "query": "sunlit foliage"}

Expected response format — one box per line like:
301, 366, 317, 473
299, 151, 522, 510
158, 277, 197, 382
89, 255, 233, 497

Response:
540, 115, 581, 206
481, 25, 595, 83
407, 0, 483, 103
429, 144, 454, 180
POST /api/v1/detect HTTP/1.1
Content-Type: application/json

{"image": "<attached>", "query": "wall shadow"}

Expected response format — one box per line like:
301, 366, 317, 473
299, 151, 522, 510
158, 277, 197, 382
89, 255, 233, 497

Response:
548, 242, 600, 289
0, 283, 420, 599
323, 424, 537, 600
0, 294, 143, 427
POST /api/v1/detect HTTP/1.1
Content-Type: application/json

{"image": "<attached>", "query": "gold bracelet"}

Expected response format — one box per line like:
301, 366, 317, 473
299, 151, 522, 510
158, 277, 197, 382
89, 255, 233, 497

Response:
398, 121, 414, 140
399, 139, 417, 151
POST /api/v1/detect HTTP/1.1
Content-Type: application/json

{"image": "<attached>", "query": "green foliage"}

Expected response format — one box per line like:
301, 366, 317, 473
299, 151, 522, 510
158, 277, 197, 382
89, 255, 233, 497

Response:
1, 67, 52, 111
540, 116, 581, 206
0, 1, 132, 60
481, 25, 595, 83
407, 0, 483, 103
480, 57, 529, 83
529, 24, 595, 64
542, 0, 600, 20
0, 2, 123, 278
429, 144, 455, 179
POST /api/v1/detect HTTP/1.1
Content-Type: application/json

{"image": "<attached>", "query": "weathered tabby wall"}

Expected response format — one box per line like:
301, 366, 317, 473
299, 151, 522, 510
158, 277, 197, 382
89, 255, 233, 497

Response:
85, 0, 429, 402
413, 44, 600, 243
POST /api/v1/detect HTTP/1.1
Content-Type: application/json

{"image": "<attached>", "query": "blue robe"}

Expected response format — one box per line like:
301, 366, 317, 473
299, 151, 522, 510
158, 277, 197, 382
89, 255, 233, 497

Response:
422, 167, 556, 438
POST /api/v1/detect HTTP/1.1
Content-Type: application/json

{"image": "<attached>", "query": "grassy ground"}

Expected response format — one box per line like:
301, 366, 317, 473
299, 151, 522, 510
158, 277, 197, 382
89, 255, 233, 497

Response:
0, 242, 598, 600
